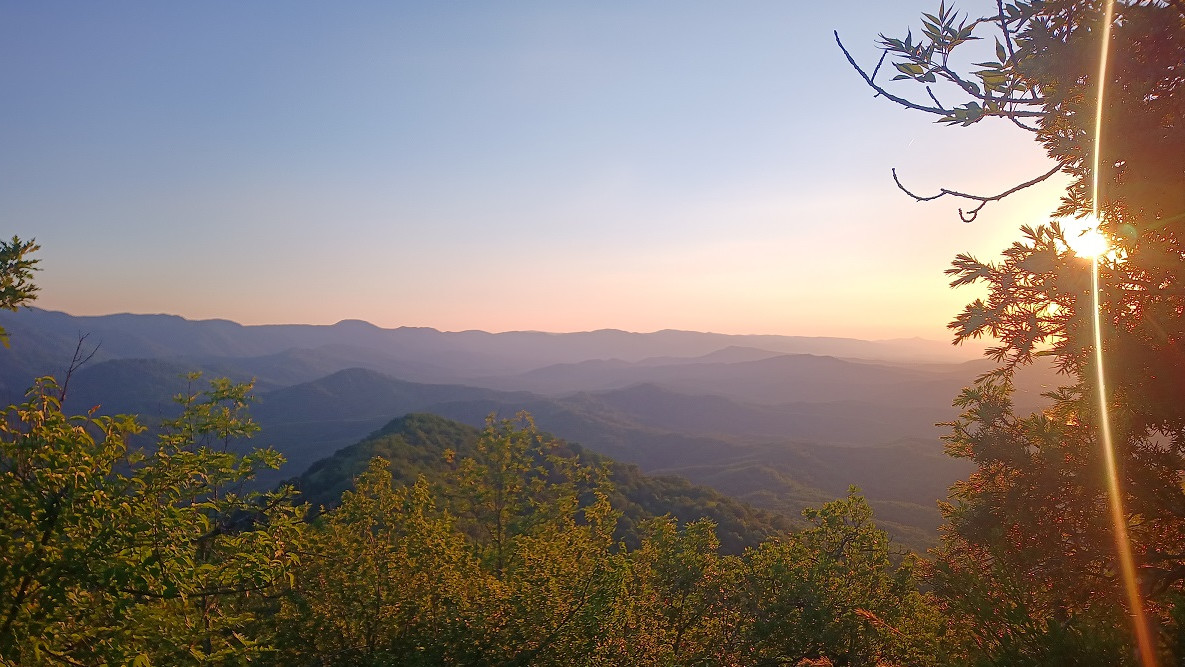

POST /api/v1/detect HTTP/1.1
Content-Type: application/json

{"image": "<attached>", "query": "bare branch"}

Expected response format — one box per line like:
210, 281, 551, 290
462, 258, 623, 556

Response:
58, 333, 100, 402
892, 161, 1068, 223
39, 645, 89, 667
1006, 114, 1041, 133
869, 50, 887, 85
926, 86, 947, 111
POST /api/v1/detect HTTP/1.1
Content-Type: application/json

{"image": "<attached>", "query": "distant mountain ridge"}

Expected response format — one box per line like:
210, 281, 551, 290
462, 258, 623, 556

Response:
474, 352, 991, 407
0, 308, 983, 392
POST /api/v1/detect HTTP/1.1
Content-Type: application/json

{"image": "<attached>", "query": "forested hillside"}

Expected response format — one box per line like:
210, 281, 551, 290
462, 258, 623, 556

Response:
0, 297, 1052, 553
292, 412, 792, 554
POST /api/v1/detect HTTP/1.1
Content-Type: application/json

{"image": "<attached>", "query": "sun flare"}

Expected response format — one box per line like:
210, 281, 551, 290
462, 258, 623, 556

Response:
1070, 228, 1108, 258
1062, 213, 1109, 258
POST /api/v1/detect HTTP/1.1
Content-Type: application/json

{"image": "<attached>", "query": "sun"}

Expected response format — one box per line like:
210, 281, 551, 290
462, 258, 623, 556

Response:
1070, 228, 1109, 258
1062, 213, 1109, 258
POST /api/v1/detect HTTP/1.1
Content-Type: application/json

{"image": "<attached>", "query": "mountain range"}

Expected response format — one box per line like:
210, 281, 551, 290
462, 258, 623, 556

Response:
0, 308, 1063, 550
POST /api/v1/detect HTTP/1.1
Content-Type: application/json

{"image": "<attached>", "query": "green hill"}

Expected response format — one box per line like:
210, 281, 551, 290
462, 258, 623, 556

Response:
292, 412, 793, 554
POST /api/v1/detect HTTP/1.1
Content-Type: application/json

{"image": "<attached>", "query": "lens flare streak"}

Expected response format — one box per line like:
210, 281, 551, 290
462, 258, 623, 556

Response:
1092, 256, 1157, 666
1089, 1, 1157, 664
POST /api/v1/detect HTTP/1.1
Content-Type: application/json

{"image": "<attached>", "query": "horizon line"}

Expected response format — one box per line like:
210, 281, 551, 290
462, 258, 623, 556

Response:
14, 305, 983, 348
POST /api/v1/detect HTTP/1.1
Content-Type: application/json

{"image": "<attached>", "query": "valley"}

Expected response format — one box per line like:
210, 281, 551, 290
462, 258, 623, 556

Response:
0, 307, 1058, 550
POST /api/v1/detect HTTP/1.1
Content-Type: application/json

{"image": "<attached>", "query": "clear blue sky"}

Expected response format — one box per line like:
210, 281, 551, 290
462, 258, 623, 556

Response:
1, 1, 1066, 339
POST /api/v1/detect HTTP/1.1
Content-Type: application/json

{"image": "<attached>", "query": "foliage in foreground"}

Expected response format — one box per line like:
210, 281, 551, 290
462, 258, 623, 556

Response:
8, 0, 1183, 661
0, 370, 948, 665
0, 375, 302, 665
267, 415, 949, 666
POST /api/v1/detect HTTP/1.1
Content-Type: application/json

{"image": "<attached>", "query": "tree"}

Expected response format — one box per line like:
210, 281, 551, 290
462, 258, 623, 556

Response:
741, 489, 950, 666
597, 517, 747, 665
0, 239, 308, 664
271, 459, 490, 665
0, 378, 142, 664
837, 0, 1184, 224
0, 237, 39, 348
0, 375, 304, 665
272, 414, 623, 666
442, 413, 622, 664
842, 1, 1185, 662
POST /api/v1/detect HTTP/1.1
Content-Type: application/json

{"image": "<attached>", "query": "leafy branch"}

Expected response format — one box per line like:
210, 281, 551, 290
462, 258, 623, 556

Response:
0, 237, 40, 348
834, 0, 1065, 221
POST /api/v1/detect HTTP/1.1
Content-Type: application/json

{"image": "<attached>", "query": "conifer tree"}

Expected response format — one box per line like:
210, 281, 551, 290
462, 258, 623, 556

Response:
842, 1, 1185, 661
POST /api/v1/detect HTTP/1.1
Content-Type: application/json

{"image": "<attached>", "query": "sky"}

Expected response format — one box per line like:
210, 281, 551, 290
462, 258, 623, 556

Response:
0, 1, 1070, 340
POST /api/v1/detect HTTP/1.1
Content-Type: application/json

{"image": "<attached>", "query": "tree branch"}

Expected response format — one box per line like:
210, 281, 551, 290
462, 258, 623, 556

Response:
836, 30, 1046, 129
502, 560, 605, 667
40, 645, 89, 667
58, 333, 99, 403
834, 31, 948, 116
996, 0, 1017, 62
892, 161, 1067, 222
926, 86, 947, 110
1, 491, 66, 642
929, 60, 1045, 107
869, 50, 887, 96
1006, 114, 1041, 133
116, 582, 270, 600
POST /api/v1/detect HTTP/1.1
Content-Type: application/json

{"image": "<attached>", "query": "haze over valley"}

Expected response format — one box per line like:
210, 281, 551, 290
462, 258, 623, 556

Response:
1, 307, 1058, 550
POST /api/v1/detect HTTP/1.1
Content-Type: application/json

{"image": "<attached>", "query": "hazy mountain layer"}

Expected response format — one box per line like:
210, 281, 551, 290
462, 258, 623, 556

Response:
62, 361, 962, 550
0, 308, 984, 393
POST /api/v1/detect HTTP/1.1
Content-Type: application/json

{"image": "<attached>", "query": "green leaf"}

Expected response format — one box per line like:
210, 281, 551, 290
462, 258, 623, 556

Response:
894, 62, 925, 77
